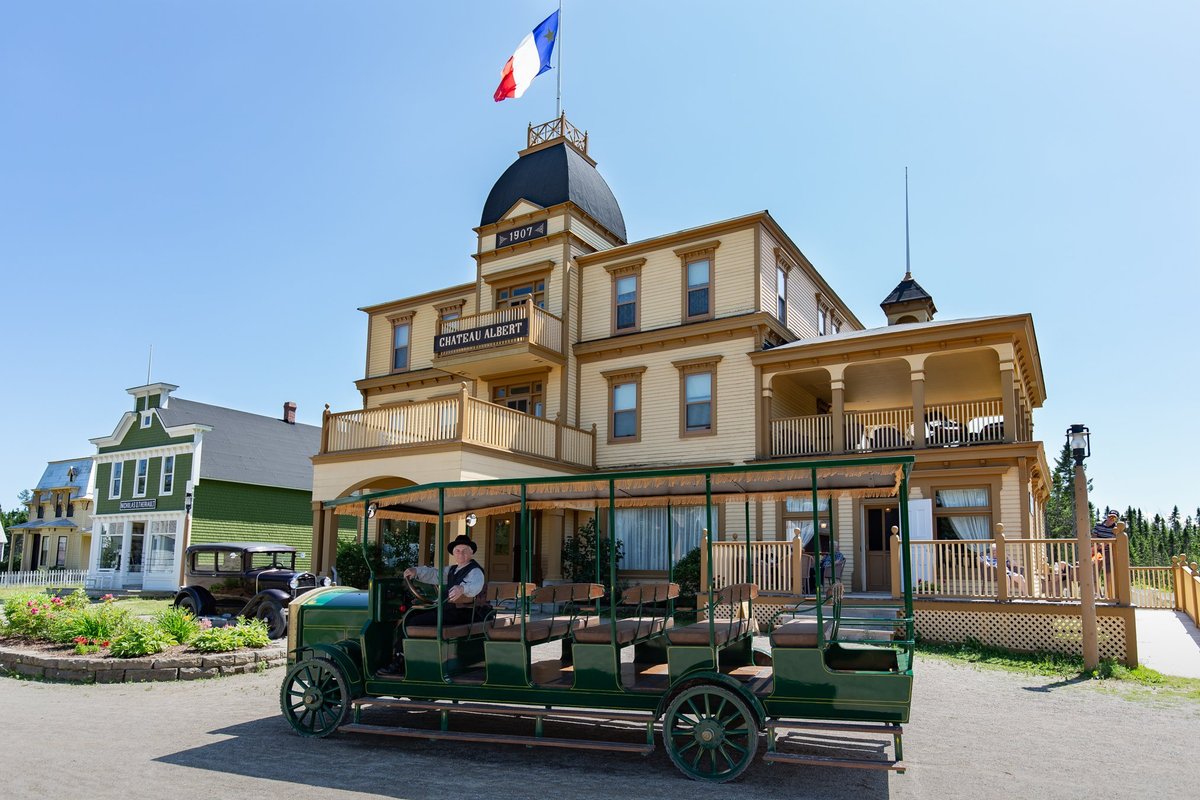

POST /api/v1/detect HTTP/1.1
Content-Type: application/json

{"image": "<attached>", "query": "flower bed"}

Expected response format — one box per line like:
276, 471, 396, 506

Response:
0, 589, 288, 683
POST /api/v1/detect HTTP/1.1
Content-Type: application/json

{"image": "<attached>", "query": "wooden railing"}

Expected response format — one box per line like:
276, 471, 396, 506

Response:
892, 526, 1129, 603
768, 397, 1011, 458
846, 407, 914, 452
528, 113, 588, 154
702, 539, 810, 594
771, 414, 832, 457
434, 299, 563, 358
1174, 557, 1200, 627
321, 387, 595, 468
1130, 566, 1175, 609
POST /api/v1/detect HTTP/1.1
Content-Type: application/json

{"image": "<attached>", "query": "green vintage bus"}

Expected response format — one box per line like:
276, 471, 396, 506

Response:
280, 457, 915, 782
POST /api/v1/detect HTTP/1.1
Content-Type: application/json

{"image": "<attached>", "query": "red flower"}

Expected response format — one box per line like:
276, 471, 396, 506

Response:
100, 640, 110, 648
51, 596, 64, 605
74, 636, 88, 644
30, 608, 39, 616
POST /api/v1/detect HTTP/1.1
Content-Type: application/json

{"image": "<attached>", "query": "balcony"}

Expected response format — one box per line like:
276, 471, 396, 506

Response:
432, 299, 564, 379
320, 387, 595, 469
771, 398, 1021, 458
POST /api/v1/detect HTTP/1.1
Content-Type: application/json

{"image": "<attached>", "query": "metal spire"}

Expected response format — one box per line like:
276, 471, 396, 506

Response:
904, 167, 912, 281
555, 0, 563, 119
146, 344, 153, 385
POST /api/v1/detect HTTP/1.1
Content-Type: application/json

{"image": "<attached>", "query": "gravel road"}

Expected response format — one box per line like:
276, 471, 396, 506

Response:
3, 655, 1196, 800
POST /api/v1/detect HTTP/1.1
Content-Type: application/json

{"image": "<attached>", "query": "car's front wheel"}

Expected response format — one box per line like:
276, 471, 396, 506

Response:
280, 657, 350, 737
177, 594, 200, 616
256, 600, 287, 639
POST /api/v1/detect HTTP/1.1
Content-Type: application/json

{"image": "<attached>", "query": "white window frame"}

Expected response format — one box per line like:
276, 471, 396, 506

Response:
160, 454, 175, 496
133, 458, 149, 498
109, 462, 124, 499
140, 411, 153, 428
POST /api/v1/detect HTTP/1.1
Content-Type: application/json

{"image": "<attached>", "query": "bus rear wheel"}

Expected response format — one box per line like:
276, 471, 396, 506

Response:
663, 684, 759, 782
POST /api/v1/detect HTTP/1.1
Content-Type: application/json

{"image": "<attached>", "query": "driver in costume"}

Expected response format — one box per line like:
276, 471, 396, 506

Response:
382, 534, 487, 673
403, 533, 488, 628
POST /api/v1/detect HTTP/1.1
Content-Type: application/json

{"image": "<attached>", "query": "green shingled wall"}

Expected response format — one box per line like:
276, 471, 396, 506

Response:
190, 480, 315, 571
94, 453, 194, 515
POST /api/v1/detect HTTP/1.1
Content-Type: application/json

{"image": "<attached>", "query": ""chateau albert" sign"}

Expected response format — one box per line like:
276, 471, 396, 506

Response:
435, 318, 529, 354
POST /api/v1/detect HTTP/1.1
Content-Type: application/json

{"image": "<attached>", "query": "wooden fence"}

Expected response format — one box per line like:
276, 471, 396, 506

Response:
0, 569, 88, 588
1130, 566, 1175, 609
1175, 557, 1200, 627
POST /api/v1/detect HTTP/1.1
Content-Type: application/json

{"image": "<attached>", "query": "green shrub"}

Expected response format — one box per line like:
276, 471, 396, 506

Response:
673, 546, 702, 596
1, 591, 67, 639
189, 617, 271, 653
155, 605, 201, 645
561, 517, 625, 595
336, 525, 420, 589
108, 619, 174, 658
46, 601, 130, 644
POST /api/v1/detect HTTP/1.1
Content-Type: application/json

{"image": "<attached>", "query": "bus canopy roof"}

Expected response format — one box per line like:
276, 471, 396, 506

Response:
327, 458, 912, 524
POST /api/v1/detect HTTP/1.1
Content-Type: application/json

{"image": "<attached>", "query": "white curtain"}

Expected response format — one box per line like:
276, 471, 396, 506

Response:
614, 507, 712, 571
948, 515, 990, 541
935, 488, 988, 508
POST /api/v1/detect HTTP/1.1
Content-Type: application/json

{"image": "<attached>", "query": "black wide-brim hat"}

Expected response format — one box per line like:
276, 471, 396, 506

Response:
447, 534, 478, 554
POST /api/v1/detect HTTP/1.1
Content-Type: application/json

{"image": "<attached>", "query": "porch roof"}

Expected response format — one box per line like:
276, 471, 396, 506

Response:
327, 458, 911, 524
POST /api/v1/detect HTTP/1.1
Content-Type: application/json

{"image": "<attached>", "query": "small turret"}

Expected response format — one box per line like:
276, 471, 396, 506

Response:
880, 271, 937, 325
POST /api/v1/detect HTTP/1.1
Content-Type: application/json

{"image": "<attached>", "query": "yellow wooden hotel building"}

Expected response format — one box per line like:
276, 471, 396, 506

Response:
309, 116, 1050, 596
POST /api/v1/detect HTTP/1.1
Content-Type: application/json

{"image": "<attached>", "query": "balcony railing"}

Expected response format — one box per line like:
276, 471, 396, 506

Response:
770, 398, 1008, 458
434, 299, 563, 359
321, 387, 595, 468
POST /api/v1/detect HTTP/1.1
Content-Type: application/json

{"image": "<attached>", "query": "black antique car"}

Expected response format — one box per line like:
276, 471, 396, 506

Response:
173, 542, 331, 638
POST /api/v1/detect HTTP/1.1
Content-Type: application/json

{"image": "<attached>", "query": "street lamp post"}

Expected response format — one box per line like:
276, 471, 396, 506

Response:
1068, 424, 1100, 670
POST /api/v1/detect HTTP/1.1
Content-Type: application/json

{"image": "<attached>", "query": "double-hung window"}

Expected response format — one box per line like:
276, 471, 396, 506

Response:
134, 458, 149, 498
674, 355, 721, 437
675, 241, 719, 322
392, 321, 411, 372
161, 455, 175, 495
776, 265, 788, 323
604, 367, 645, 443
110, 462, 124, 499
615, 275, 638, 332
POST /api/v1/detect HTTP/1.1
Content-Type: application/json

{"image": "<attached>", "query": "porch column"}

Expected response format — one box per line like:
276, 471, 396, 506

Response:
831, 379, 846, 453
544, 509, 565, 581
1000, 361, 1017, 443
310, 501, 325, 575
910, 368, 927, 449
759, 385, 773, 459
321, 508, 339, 576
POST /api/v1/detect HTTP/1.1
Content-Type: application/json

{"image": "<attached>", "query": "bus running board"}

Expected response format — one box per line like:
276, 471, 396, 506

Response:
764, 720, 905, 773
343, 698, 657, 755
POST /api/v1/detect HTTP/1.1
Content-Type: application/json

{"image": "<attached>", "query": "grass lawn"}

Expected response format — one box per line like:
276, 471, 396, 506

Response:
915, 638, 1200, 702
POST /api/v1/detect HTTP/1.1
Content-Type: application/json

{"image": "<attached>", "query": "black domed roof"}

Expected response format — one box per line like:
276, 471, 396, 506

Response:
481, 142, 626, 243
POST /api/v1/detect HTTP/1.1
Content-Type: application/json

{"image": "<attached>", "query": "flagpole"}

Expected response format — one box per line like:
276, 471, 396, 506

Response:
556, 0, 563, 119
556, 0, 566, 119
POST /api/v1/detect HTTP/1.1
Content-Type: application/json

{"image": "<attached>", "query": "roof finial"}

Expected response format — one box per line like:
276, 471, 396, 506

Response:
904, 167, 912, 281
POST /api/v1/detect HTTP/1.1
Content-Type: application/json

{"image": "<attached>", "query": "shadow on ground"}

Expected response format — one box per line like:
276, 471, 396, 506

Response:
155, 711, 894, 800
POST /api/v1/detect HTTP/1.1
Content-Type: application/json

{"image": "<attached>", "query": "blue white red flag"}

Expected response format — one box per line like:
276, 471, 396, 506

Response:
494, 10, 559, 102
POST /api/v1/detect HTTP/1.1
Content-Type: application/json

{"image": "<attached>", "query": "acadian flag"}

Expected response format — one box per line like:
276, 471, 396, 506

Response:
494, 10, 560, 102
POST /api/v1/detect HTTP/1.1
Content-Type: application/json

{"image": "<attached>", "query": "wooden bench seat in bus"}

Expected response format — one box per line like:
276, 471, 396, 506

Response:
404, 582, 532, 640
770, 618, 836, 648
486, 583, 603, 645
665, 583, 759, 647
574, 583, 679, 646
837, 606, 903, 642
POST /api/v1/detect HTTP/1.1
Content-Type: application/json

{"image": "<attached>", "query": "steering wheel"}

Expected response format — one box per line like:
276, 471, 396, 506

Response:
403, 574, 441, 607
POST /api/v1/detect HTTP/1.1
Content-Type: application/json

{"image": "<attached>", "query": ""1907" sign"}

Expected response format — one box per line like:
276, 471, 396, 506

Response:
495, 220, 547, 249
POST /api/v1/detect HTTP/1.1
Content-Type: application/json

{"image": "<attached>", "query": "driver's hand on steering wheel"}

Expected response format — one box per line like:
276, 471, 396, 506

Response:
403, 568, 416, 579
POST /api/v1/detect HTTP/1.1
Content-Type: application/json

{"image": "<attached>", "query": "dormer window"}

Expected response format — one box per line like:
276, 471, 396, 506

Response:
141, 411, 153, 428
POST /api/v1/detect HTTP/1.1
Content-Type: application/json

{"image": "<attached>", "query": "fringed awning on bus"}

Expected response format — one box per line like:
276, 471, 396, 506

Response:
329, 460, 907, 524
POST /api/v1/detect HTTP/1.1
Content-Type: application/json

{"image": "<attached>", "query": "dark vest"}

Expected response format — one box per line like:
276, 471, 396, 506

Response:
443, 559, 483, 599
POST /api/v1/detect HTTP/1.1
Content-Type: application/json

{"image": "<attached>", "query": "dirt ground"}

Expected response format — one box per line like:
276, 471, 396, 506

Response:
2, 654, 1197, 800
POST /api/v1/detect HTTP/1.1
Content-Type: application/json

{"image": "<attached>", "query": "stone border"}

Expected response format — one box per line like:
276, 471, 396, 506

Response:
0, 642, 288, 683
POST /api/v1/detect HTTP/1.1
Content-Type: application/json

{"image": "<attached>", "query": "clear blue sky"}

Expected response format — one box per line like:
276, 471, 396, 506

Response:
1, 2, 1196, 521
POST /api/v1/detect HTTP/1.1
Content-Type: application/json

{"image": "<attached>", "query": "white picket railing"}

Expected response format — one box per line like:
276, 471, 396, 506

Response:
771, 414, 832, 457
845, 408, 914, 452
0, 569, 88, 588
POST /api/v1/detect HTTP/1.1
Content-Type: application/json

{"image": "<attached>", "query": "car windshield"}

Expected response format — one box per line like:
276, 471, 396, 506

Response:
249, 552, 296, 570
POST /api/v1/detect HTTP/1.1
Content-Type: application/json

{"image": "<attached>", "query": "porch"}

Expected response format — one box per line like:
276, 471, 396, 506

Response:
319, 383, 596, 469
431, 299, 565, 378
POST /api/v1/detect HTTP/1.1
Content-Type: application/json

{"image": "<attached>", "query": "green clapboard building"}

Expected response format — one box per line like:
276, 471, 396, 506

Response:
88, 382, 320, 592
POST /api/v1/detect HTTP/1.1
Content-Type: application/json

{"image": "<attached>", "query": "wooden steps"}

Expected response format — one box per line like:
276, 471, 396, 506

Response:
351, 697, 654, 723
340, 723, 655, 754
762, 752, 905, 771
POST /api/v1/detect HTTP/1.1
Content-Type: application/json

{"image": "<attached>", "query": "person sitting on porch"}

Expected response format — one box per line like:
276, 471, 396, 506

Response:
1092, 509, 1120, 539
983, 544, 1027, 595
819, 545, 845, 587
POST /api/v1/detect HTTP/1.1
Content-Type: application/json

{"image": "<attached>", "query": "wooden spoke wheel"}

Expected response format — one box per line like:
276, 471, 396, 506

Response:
663, 684, 759, 783
280, 658, 351, 738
